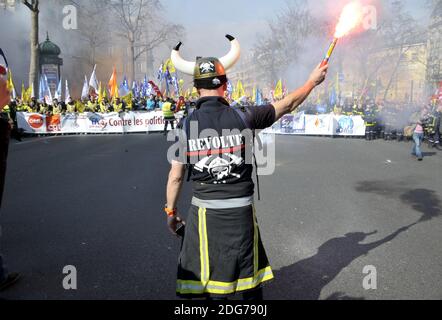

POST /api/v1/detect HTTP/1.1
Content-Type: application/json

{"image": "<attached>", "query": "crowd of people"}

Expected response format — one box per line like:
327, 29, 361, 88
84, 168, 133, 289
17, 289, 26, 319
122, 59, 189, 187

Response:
1, 92, 441, 152
301, 98, 442, 147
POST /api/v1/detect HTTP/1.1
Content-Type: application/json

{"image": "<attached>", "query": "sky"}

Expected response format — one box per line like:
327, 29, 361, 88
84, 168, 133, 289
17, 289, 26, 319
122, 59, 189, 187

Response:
161, 0, 429, 57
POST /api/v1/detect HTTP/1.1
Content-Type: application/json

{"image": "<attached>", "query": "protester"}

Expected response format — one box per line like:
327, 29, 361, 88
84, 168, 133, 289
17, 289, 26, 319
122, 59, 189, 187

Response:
410, 106, 429, 161
0, 71, 20, 292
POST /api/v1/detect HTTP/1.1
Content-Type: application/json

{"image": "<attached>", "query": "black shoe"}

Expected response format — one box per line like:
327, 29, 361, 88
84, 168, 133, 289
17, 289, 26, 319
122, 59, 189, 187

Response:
0, 273, 21, 291
417, 157, 423, 161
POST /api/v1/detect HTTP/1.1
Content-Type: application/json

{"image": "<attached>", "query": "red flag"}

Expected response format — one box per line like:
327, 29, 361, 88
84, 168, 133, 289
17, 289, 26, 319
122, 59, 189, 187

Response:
149, 81, 163, 98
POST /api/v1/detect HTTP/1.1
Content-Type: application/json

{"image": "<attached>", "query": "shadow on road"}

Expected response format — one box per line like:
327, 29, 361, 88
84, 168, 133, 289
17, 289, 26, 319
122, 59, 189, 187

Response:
355, 180, 441, 222
266, 224, 414, 300
266, 180, 441, 300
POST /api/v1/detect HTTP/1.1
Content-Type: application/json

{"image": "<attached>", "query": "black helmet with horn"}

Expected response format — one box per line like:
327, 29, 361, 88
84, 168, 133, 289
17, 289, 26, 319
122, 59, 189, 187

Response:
171, 35, 241, 89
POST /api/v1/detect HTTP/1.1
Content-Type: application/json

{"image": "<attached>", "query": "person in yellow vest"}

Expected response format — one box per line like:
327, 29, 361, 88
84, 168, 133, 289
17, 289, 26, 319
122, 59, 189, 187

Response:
66, 98, 76, 113
162, 97, 176, 136
86, 96, 98, 112
99, 97, 109, 113
112, 97, 123, 113
51, 99, 62, 115
125, 100, 133, 112
76, 100, 86, 113
39, 102, 49, 115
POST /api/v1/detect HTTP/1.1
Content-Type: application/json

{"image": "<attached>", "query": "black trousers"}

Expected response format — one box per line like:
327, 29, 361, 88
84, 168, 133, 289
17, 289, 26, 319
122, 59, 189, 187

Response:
164, 118, 175, 134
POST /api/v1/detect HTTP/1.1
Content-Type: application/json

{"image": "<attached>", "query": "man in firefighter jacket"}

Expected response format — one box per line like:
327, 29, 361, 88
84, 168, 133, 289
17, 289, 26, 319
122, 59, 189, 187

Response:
164, 35, 328, 300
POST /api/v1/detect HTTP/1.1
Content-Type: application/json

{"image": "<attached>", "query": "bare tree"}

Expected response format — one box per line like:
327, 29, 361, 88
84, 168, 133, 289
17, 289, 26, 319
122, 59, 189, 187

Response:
379, 1, 420, 101
252, 0, 317, 85
108, 0, 184, 83
69, 0, 112, 68
22, 0, 39, 94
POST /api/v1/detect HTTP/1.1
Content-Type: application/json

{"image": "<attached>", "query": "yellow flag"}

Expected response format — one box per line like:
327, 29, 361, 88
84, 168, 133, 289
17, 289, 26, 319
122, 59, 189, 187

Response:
252, 86, 256, 103
236, 80, 245, 101
98, 82, 103, 103
21, 82, 25, 101
6, 70, 14, 93
274, 80, 283, 99
191, 87, 198, 98
163, 59, 176, 74
25, 86, 33, 103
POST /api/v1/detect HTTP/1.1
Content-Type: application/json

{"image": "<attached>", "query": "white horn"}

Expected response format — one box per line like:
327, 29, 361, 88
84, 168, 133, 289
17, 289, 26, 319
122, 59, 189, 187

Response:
171, 42, 196, 76
219, 35, 241, 70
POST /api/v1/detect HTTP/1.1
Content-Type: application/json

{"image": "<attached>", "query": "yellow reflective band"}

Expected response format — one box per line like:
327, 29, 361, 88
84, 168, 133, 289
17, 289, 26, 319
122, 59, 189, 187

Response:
177, 267, 274, 295
253, 206, 259, 276
198, 207, 210, 285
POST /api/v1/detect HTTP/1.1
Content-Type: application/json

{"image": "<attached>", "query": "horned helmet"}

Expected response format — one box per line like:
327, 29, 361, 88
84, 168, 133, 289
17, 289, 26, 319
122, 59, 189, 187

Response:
171, 35, 241, 90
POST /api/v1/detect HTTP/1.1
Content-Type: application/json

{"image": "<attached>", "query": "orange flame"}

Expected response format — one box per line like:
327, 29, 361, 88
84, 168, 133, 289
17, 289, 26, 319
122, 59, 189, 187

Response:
334, 1, 364, 38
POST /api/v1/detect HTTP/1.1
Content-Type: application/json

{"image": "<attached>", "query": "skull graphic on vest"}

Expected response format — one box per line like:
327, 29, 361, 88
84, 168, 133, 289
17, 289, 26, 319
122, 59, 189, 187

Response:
194, 154, 244, 184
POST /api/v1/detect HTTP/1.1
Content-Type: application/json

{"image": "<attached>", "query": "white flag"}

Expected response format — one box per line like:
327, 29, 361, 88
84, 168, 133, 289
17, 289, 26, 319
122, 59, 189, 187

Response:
54, 77, 62, 100
81, 75, 89, 99
65, 80, 71, 104
89, 64, 99, 96
43, 74, 53, 105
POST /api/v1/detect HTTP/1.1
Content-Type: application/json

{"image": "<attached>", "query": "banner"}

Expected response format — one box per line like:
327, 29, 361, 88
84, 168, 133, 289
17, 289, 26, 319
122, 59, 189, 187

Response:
18, 111, 364, 136
17, 111, 183, 135
263, 113, 366, 136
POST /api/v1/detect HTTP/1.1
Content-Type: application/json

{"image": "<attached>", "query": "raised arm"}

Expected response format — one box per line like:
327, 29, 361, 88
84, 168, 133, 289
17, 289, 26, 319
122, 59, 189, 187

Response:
273, 64, 328, 121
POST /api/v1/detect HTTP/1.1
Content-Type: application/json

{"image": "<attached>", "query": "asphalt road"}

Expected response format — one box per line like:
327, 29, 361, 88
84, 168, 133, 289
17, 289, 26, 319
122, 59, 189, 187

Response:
0, 133, 441, 300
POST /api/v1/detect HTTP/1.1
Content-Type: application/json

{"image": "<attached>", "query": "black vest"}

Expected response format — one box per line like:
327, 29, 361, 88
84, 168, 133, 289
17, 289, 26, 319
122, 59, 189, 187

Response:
182, 97, 255, 200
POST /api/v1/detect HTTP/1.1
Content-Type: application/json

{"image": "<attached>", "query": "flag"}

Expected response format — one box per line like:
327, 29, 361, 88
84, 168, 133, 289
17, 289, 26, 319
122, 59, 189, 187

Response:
252, 86, 256, 103
102, 82, 108, 100
98, 82, 103, 103
120, 76, 130, 97
30, 82, 35, 99
142, 76, 149, 97
148, 81, 163, 98
54, 78, 62, 101
172, 75, 179, 96
157, 63, 163, 81
236, 80, 245, 101
89, 64, 99, 97
38, 76, 44, 102
42, 74, 53, 105
256, 89, 263, 106
108, 67, 119, 98
21, 83, 25, 102
132, 81, 139, 98
226, 80, 233, 99
191, 87, 198, 98
65, 80, 71, 104
274, 80, 283, 100
81, 75, 89, 100
163, 59, 176, 74
6, 69, 16, 99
